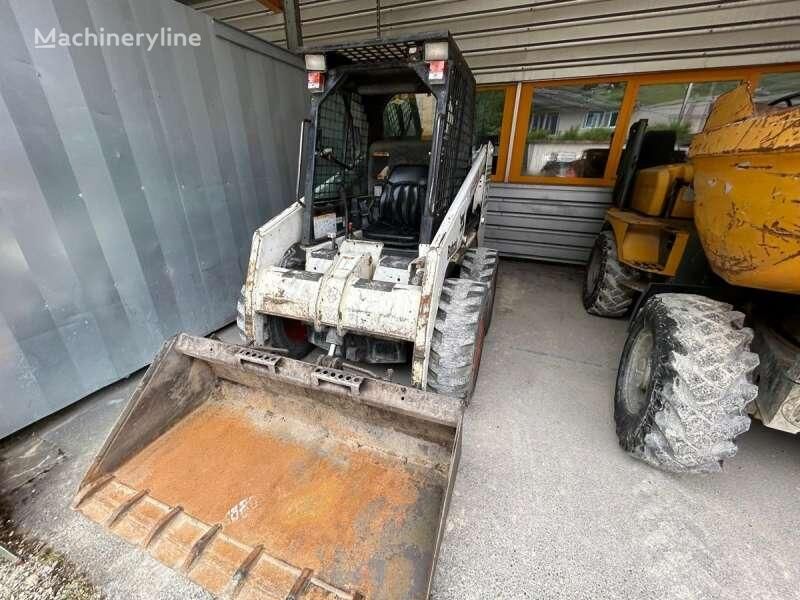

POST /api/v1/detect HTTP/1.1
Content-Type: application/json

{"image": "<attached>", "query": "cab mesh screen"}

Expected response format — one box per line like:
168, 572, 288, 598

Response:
313, 91, 369, 205
429, 64, 475, 223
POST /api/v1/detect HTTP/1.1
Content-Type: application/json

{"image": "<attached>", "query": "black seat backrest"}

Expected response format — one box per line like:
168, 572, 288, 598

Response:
374, 165, 427, 230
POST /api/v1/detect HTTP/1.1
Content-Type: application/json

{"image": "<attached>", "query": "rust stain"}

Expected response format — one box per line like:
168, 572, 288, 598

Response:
190, 535, 249, 595
734, 162, 772, 170
112, 498, 163, 547
775, 248, 800, 266
237, 557, 298, 600
725, 199, 746, 233
755, 221, 800, 242
151, 515, 207, 570
111, 398, 439, 598
705, 246, 758, 275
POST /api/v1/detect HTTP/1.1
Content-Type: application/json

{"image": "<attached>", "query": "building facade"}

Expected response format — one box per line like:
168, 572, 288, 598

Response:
187, 0, 800, 262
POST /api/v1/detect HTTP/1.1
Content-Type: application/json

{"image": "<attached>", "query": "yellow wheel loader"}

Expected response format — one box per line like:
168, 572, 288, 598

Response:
583, 83, 800, 473
73, 33, 495, 599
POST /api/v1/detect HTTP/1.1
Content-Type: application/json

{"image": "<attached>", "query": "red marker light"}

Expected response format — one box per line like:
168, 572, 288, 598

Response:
307, 71, 324, 91
428, 60, 445, 82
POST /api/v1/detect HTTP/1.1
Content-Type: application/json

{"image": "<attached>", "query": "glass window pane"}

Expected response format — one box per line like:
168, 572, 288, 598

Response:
754, 71, 800, 106
416, 93, 436, 139
475, 89, 507, 175
523, 82, 626, 179
631, 80, 739, 148
382, 93, 435, 139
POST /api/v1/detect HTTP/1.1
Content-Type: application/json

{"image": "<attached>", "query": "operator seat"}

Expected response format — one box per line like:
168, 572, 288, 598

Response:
363, 165, 427, 247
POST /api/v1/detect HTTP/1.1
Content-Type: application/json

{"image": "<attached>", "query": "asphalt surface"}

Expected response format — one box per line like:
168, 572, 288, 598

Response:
2, 260, 799, 599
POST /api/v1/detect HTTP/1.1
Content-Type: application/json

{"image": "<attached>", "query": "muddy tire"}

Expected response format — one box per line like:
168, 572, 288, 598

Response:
615, 293, 759, 473
427, 279, 489, 401
460, 247, 499, 330
237, 244, 312, 359
583, 230, 639, 317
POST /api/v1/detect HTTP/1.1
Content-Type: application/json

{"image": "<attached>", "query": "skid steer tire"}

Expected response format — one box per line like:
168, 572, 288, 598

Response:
583, 230, 639, 318
236, 243, 313, 359
236, 287, 249, 344
615, 293, 759, 473
427, 279, 490, 401
460, 247, 499, 330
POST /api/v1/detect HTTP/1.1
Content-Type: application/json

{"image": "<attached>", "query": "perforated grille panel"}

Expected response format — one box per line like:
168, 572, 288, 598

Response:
334, 41, 415, 64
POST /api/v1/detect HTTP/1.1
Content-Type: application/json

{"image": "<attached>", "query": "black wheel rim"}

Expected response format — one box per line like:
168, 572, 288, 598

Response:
586, 241, 603, 293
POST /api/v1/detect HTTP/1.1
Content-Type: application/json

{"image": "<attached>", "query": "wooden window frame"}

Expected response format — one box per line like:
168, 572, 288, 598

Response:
479, 62, 800, 188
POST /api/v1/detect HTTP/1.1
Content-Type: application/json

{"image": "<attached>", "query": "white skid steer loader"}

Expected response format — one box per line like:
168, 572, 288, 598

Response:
73, 33, 495, 600
238, 32, 498, 399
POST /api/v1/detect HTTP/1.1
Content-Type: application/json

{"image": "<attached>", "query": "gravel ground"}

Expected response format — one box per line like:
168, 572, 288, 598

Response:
0, 521, 100, 600
1, 261, 799, 599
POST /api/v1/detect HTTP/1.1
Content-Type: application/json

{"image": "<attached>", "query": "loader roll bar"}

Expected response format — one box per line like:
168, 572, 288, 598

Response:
298, 32, 476, 247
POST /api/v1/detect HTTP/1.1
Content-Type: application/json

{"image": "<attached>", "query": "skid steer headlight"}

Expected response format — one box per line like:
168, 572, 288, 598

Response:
304, 53, 326, 71
424, 41, 448, 82
423, 41, 449, 61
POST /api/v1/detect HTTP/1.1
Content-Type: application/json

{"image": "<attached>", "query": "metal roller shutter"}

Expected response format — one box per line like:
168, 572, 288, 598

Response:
484, 184, 611, 264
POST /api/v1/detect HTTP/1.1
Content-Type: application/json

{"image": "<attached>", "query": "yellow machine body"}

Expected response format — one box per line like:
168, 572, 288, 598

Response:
608, 155, 695, 277
606, 208, 692, 276
630, 163, 694, 217
609, 83, 800, 292
689, 86, 800, 295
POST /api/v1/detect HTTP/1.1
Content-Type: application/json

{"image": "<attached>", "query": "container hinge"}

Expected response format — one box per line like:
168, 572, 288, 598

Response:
311, 366, 364, 394
236, 349, 282, 374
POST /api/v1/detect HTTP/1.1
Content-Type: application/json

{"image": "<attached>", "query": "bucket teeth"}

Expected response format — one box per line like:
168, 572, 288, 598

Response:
71, 474, 114, 509
143, 505, 183, 549
221, 543, 264, 599
182, 523, 222, 572
287, 567, 314, 599
72, 334, 462, 599
106, 488, 149, 528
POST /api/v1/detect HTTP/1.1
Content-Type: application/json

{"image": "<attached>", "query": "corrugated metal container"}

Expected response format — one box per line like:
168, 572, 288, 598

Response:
187, 0, 800, 83
485, 184, 612, 264
0, 0, 306, 438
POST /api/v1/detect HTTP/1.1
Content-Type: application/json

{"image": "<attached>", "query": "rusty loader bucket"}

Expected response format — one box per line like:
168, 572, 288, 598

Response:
73, 334, 462, 599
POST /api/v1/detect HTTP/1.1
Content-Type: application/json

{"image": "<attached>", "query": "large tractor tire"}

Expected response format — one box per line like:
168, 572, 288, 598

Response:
427, 279, 490, 401
615, 293, 759, 473
460, 247, 499, 329
236, 244, 312, 359
583, 230, 639, 317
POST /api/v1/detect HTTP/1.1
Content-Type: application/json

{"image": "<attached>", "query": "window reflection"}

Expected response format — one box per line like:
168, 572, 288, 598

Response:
631, 80, 739, 148
382, 93, 436, 139
523, 82, 626, 178
475, 89, 508, 175
754, 71, 800, 107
